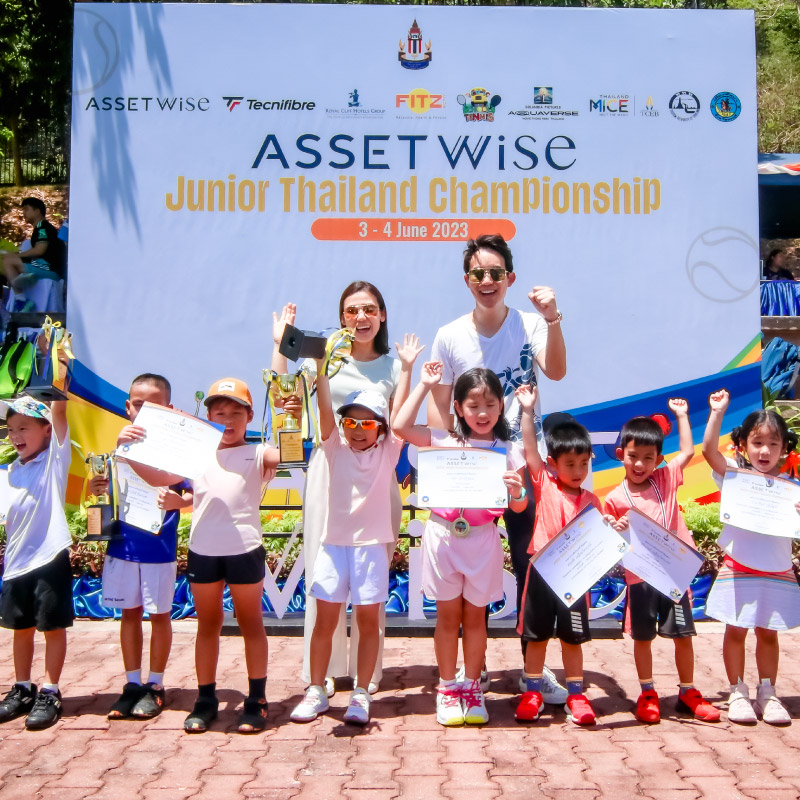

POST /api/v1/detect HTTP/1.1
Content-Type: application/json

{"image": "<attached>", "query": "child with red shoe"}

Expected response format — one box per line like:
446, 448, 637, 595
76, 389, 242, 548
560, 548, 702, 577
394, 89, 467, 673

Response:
514, 387, 624, 725
604, 400, 719, 724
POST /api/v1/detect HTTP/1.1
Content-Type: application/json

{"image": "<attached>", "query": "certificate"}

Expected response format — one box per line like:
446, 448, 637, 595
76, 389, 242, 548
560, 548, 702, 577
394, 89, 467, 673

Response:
115, 460, 165, 534
117, 402, 223, 481
531, 506, 628, 608
416, 446, 508, 509
621, 508, 705, 602
719, 468, 800, 538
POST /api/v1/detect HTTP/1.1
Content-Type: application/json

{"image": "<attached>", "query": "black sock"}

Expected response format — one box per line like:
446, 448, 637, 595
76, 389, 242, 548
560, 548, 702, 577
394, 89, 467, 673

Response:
248, 677, 267, 701
198, 682, 216, 701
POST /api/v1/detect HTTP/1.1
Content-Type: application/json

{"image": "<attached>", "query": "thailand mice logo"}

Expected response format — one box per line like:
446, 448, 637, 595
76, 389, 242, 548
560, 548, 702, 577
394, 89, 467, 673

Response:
224, 96, 243, 111
669, 91, 700, 121
710, 91, 741, 122
589, 94, 632, 116
398, 19, 431, 70
458, 87, 501, 122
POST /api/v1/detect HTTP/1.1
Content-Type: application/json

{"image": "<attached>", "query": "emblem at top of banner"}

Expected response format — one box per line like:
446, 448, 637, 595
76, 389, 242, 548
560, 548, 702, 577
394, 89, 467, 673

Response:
399, 20, 431, 70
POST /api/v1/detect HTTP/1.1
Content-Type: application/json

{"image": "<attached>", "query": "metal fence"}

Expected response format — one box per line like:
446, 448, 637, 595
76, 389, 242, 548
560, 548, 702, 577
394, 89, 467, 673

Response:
0, 127, 69, 186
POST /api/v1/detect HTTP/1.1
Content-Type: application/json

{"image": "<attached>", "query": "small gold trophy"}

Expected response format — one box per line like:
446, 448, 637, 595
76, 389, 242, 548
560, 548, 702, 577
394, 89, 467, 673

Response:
264, 371, 308, 468
85, 453, 122, 541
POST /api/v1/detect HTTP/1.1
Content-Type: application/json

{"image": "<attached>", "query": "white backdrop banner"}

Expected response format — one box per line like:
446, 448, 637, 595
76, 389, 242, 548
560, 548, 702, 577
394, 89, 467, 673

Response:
69, 3, 759, 419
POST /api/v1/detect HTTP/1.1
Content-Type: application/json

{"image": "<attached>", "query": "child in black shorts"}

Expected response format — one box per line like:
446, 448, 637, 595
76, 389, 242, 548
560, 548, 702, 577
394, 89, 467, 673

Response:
0, 396, 71, 730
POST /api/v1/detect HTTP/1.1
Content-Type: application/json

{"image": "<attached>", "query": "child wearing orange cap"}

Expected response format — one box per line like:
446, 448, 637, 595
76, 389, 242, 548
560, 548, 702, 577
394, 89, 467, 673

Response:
126, 377, 281, 734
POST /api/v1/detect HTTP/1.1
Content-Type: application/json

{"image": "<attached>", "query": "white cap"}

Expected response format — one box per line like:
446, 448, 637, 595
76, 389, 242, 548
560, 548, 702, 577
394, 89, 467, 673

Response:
336, 390, 389, 425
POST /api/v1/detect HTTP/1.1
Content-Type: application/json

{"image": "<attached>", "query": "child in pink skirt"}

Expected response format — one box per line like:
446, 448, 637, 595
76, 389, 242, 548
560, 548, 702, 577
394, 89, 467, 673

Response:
394, 363, 528, 726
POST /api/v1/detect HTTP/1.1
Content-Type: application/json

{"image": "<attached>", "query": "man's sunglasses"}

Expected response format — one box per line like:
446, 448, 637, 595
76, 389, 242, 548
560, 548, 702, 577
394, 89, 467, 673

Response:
467, 268, 507, 283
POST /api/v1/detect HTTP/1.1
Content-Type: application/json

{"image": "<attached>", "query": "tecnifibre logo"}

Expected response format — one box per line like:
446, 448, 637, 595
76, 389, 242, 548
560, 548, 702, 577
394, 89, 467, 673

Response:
222, 95, 315, 111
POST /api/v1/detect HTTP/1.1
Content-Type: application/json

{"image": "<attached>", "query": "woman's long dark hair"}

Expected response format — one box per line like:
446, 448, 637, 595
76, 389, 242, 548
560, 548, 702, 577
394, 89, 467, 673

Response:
338, 280, 389, 356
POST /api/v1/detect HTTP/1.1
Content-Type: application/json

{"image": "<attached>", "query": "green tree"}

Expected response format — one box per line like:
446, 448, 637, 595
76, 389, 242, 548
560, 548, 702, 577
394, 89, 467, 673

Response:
0, 0, 72, 186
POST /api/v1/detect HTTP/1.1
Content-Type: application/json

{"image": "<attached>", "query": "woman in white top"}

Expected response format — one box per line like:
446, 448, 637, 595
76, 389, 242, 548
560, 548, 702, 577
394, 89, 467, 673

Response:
272, 281, 418, 695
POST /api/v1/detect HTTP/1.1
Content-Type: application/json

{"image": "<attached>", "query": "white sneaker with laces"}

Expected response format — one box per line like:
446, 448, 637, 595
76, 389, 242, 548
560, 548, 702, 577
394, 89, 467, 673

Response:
436, 683, 464, 726
754, 680, 791, 725
367, 680, 379, 696
727, 681, 757, 724
530, 666, 567, 705
290, 685, 330, 723
461, 678, 489, 725
457, 664, 490, 692
343, 688, 371, 725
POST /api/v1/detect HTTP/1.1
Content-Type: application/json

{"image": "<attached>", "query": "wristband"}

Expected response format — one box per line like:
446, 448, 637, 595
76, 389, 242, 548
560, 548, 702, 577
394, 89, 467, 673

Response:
511, 487, 527, 502
545, 310, 563, 326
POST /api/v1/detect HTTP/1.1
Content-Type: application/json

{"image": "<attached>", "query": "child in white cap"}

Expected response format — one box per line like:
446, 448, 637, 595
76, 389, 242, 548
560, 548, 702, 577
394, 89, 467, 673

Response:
290, 359, 414, 726
0, 396, 71, 730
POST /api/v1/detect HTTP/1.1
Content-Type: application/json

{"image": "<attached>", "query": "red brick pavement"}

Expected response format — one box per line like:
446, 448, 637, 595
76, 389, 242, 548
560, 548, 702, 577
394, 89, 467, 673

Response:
2, 621, 800, 799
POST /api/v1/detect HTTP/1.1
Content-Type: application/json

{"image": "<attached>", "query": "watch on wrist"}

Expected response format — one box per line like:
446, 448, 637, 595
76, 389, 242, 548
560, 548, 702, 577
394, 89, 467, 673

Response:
546, 310, 563, 326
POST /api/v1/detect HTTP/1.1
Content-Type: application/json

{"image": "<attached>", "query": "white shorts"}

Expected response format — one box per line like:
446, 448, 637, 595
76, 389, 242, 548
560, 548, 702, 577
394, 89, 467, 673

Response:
422, 515, 504, 607
310, 543, 389, 606
101, 556, 177, 615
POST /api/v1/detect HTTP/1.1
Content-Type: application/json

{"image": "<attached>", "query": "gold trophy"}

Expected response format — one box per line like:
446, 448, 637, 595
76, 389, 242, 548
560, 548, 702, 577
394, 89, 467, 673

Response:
85, 453, 122, 541
264, 370, 308, 468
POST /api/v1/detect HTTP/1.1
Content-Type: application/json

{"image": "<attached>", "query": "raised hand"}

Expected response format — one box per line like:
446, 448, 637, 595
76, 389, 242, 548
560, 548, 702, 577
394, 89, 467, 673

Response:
420, 360, 443, 387
272, 303, 297, 346
515, 384, 538, 412
395, 333, 425, 368
528, 286, 558, 321
667, 397, 689, 417
708, 389, 730, 413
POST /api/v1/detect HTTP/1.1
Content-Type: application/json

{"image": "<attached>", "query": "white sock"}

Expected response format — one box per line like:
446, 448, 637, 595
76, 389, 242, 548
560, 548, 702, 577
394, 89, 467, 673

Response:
148, 671, 164, 687
438, 678, 458, 689
126, 670, 142, 685
15, 680, 32, 691
41, 683, 59, 694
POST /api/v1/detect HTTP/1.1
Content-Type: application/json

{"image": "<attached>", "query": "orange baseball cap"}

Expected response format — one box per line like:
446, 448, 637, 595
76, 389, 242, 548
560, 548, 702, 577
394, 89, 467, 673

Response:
204, 377, 253, 409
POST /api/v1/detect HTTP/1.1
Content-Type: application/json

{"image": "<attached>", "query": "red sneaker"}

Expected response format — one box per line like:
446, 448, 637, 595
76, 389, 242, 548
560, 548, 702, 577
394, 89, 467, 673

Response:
635, 689, 660, 724
564, 693, 596, 725
676, 688, 720, 722
515, 691, 543, 722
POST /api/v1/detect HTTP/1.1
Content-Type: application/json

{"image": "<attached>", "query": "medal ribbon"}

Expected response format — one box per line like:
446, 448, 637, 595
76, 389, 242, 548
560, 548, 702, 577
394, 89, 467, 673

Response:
622, 477, 666, 526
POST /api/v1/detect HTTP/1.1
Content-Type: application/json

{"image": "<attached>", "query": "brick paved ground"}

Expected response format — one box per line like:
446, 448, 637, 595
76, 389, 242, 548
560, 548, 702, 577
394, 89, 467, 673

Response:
2, 620, 800, 799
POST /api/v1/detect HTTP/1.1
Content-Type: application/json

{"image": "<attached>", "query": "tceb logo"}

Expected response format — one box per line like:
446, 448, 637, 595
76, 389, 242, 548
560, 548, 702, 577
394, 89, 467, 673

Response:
395, 89, 444, 114
84, 96, 210, 112
222, 96, 315, 111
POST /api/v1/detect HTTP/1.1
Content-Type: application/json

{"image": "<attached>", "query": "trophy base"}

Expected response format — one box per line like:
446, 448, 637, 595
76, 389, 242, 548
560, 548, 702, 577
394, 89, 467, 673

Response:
277, 429, 307, 470
86, 504, 123, 542
26, 384, 69, 402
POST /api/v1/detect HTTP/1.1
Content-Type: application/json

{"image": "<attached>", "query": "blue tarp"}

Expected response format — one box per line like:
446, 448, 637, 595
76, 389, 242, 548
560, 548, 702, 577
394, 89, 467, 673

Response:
762, 336, 800, 399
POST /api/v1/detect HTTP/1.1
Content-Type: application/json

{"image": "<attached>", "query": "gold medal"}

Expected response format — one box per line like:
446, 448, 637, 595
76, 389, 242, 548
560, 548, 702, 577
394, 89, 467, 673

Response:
452, 513, 470, 537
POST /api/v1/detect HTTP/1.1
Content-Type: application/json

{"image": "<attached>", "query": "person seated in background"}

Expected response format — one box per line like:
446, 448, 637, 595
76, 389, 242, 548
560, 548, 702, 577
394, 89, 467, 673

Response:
763, 249, 794, 281
1, 198, 66, 312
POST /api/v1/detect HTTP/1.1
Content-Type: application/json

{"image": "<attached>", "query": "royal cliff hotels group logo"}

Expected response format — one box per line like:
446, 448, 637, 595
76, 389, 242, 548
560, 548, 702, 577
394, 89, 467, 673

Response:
398, 19, 431, 70
327, 89, 386, 119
